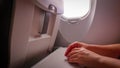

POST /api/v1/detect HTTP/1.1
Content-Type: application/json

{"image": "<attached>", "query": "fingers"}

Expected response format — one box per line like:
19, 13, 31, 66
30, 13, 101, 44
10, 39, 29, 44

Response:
67, 47, 90, 59
66, 47, 102, 67
67, 48, 83, 57
65, 41, 80, 56
65, 41, 82, 56
68, 47, 89, 56
68, 58, 78, 63
67, 48, 86, 64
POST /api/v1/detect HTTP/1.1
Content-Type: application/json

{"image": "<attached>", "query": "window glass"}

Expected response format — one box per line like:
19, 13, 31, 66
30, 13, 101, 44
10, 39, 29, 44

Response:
63, 0, 90, 18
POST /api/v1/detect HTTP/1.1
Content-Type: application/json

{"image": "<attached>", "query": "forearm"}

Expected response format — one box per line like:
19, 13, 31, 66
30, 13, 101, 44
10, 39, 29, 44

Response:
106, 44, 120, 52
85, 44, 120, 58
98, 56, 120, 68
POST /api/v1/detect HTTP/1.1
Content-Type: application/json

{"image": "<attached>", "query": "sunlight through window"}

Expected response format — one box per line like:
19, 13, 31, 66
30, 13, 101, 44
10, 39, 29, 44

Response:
63, 0, 90, 18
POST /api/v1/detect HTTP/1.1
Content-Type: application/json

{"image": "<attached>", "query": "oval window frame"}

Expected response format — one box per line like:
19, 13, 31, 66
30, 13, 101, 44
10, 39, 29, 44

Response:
62, 0, 91, 20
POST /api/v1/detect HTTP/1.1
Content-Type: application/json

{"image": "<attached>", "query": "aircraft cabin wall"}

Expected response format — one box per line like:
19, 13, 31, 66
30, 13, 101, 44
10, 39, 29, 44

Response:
55, 0, 120, 47
82, 0, 120, 44
55, 0, 97, 47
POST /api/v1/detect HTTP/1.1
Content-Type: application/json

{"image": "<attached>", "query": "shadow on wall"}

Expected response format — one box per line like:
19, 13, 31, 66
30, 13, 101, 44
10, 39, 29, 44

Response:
54, 31, 70, 49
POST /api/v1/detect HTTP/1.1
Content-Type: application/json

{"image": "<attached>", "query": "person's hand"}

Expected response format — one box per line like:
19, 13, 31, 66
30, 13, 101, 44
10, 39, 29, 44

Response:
67, 47, 102, 67
65, 41, 88, 56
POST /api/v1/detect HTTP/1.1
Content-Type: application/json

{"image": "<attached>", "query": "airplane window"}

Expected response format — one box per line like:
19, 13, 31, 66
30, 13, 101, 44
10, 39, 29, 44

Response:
63, 0, 90, 19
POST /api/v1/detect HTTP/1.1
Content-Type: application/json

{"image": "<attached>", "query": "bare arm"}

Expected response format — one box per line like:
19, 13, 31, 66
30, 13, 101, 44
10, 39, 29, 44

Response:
98, 55, 120, 68
67, 47, 120, 68
86, 43, 120, 58
65, 41, 120, 58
